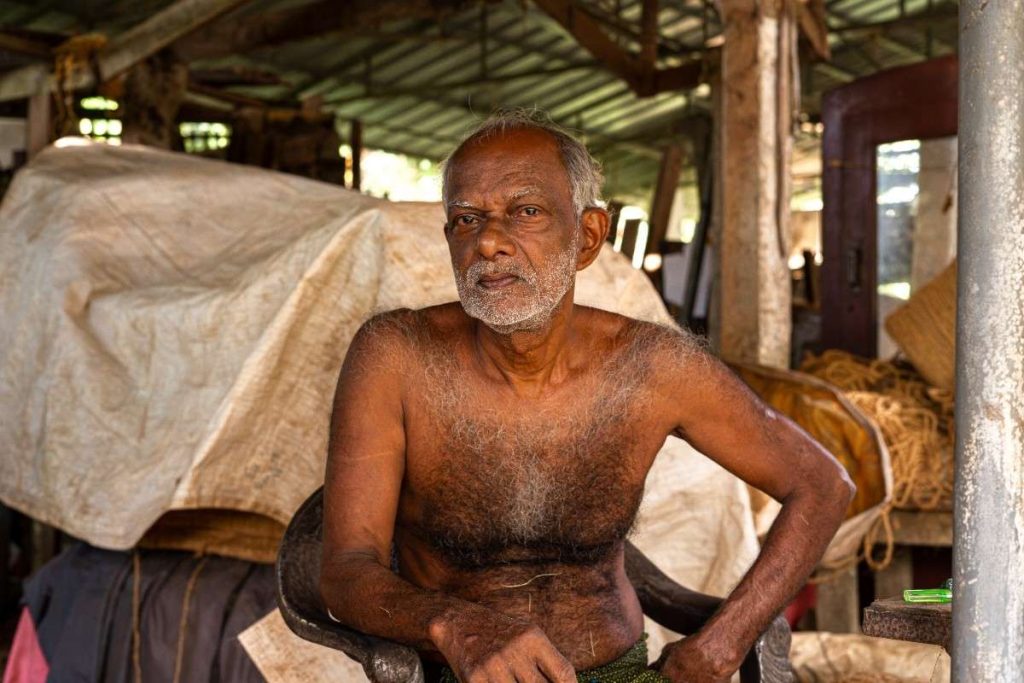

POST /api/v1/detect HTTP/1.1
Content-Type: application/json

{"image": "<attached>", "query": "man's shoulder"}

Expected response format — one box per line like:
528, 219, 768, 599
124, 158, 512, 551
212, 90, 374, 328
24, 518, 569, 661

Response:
353, 304, 468, 354
574, 306, 705, 358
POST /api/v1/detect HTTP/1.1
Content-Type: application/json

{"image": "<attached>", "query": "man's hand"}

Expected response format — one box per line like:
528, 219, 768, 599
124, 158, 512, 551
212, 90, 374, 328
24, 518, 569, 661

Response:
431, 610, 576, 683
655, 635, 735, 683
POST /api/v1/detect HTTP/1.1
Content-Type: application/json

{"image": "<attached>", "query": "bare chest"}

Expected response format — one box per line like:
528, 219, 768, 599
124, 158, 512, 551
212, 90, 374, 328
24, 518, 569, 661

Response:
401, 371, 661, 569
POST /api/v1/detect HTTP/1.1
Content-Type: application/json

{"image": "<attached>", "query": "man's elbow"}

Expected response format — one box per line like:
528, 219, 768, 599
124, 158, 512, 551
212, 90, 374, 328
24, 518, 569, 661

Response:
318, 555, 364, 623
828, 462, 857, 513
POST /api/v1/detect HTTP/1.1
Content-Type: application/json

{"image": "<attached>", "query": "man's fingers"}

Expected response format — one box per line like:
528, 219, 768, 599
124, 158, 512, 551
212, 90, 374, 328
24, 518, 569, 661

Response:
534, 647, 576, 683
510, 663, 548, 683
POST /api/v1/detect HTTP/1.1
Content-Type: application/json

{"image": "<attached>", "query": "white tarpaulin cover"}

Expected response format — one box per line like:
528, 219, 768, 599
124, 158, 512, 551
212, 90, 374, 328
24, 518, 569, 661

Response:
0, 142, 750, 553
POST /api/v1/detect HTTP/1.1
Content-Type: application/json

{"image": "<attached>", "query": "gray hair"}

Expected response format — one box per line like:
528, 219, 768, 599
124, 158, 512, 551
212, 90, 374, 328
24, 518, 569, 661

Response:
441, 109, 605, 219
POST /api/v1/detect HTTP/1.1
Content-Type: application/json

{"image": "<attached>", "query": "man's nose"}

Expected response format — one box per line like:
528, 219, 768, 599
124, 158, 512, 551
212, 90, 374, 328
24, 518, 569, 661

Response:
475, 217, 516, 260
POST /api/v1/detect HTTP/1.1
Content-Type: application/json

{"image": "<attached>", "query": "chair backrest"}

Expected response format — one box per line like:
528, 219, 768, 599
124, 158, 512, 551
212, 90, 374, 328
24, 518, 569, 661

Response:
276, 487, 425, 683
277, 487, 792, 683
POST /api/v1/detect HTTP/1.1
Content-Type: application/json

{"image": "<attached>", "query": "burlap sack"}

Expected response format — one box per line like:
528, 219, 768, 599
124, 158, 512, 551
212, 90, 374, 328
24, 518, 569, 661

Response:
730, 363, 892, 570
884, 261, 957, 391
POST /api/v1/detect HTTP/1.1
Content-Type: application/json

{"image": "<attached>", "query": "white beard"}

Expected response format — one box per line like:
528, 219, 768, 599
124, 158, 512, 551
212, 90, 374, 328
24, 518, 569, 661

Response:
454, 235, 579, 334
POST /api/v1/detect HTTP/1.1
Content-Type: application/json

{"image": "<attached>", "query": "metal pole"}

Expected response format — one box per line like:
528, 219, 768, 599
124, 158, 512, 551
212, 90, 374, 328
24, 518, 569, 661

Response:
953, 1, 1024, 681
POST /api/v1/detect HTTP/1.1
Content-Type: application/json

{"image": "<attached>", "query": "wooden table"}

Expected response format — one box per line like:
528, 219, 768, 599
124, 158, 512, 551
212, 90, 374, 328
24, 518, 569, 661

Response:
862, 597, 952, 651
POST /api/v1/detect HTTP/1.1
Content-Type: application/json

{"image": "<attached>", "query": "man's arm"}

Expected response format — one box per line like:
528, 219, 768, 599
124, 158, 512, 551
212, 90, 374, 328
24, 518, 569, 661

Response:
320, 313, 576, 683
654, 337, 855, 682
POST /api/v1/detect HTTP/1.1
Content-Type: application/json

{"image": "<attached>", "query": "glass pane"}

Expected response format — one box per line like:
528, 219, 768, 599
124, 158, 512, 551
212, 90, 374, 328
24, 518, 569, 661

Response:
875, 136, 957, 357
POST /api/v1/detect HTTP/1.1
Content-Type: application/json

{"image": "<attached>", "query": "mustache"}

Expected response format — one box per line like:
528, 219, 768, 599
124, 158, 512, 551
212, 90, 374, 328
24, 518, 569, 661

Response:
463, 259, 536, 284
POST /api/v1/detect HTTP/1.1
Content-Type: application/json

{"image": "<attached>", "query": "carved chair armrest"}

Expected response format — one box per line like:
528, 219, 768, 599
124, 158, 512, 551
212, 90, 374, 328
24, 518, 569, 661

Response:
276, 487, 425, 683
624, 542, 793, 683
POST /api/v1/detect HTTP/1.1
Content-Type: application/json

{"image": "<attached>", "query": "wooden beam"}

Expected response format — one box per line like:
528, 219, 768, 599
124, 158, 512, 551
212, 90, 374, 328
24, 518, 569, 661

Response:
650, 60, 704, 93
797, 0, 830, 61
829, 3, 958, 36
640, 0, 659, 67
532, 0, 644, 86
101, 0, 256, 78
323, 62, 598, 106
0, 31, 54, 59
533, 0, 705, 96
174, 0, 478, 61
0, 0, 255, 102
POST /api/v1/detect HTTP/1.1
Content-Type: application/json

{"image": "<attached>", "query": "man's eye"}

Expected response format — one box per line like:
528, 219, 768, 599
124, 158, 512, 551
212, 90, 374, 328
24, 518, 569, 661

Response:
520, 206, 540, 217
454, 215, 478, 226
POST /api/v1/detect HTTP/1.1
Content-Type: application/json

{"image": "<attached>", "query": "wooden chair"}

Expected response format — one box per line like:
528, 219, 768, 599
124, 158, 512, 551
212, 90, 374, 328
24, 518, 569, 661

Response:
276, 488, 793, 683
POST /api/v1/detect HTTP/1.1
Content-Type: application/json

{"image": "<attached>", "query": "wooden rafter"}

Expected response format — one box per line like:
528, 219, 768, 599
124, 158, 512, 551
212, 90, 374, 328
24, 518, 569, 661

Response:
0, 0, 257, 102
532, 0, 703, 96
797, 0, 831, 61
174, 0, 482, 61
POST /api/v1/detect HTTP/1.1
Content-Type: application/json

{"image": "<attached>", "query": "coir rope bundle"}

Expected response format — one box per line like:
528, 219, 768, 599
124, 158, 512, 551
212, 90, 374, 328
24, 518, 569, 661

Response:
800, 351, 954, 573
801, 350, 954, 512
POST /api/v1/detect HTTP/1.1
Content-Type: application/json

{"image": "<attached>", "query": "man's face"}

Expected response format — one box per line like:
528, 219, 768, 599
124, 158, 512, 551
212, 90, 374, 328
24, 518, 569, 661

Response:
444, 129, 580, 333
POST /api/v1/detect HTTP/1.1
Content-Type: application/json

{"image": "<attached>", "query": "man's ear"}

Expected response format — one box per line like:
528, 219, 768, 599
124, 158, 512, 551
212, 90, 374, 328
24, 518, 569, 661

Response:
576, 208, 610, 271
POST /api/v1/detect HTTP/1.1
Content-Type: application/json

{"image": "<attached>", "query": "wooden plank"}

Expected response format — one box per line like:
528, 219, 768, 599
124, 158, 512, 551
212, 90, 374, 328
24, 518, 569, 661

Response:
890, 510, 953, 547
862, 597, 951, 651
0, 63, 49, 103
816, 564, 861, 633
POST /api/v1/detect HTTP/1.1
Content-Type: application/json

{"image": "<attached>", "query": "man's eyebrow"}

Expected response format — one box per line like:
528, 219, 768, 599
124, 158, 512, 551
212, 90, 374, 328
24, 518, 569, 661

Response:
446, 199, 476, 210
506, 186, 544, 201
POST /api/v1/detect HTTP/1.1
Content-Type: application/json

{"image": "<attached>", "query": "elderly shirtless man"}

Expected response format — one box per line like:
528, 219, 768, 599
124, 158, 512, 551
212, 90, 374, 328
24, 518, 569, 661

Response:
320, 112, 854, 683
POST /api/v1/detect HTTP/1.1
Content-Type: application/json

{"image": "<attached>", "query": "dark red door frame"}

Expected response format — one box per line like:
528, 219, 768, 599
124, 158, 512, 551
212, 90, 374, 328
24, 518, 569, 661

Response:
820, 55, 958, 357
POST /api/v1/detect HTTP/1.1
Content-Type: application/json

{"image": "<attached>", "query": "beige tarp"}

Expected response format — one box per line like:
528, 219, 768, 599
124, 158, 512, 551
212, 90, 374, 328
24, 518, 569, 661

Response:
0, 142, 710, 551
790, 632, 949, 682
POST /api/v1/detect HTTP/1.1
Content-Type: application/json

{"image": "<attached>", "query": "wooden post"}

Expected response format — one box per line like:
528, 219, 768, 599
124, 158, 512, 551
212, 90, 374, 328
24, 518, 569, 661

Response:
26, 91, 52, 159
715, 0, 797, 368
647, 143, 683, 253
640, 0, 659, 67
816, 565, 861, 633
121, 49, 188, 148
350, 119, 363, 191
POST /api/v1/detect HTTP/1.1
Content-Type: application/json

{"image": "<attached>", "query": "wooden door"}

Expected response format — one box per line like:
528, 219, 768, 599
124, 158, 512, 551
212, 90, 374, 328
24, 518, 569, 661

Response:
820, 56, 958, 357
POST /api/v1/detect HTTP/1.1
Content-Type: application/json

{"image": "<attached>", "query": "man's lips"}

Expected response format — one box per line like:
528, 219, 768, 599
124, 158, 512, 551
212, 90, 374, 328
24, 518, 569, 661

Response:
477, 273, 519, 289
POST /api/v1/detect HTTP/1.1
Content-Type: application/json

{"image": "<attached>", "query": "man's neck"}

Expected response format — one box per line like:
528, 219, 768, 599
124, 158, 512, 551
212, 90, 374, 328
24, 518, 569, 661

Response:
472, 293, 576, 395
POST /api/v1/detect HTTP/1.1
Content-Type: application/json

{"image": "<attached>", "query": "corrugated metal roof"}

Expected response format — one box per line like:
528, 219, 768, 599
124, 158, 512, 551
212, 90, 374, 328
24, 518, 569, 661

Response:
0, 0, 958, 202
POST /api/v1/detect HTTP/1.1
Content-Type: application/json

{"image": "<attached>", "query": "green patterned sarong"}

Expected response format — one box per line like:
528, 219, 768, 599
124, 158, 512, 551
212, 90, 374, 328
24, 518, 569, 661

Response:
437, 634, 669, 683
